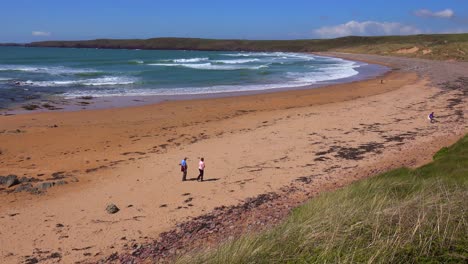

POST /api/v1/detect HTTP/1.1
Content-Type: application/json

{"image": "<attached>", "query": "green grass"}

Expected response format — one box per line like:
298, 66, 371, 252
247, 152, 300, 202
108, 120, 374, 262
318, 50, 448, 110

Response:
25, 34, 468, 61
176, 135, 468, 263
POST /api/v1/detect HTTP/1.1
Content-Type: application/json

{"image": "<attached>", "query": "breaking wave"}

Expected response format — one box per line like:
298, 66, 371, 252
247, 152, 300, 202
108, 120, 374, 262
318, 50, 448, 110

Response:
0, 65, 99, 75
172, 57, 209, 63
148, 62, 267, 70
21, 76, 137, 87
212, 58, 260, 64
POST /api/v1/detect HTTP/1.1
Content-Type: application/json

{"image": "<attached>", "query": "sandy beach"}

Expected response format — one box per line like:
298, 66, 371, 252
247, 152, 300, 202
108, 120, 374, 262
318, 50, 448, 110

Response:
0, 53, 466, 263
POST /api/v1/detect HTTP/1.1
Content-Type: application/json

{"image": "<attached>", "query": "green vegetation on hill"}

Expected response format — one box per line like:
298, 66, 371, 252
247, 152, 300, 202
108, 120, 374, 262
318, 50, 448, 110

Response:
177, 135, 468, 263
27, 34, 468, 61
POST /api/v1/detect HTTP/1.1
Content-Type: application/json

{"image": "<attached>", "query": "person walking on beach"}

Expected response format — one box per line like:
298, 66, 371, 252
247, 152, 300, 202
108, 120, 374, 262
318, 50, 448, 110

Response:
428, 112, 435, 123
180, 157, 188, 181
197, 157, 205, 182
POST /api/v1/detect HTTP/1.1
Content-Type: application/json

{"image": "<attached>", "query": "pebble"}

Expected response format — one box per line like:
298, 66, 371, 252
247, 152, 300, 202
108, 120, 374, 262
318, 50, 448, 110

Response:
106, 204, 120, 214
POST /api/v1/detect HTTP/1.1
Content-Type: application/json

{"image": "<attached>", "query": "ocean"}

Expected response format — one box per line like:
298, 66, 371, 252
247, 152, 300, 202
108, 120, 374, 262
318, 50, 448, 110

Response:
0, 46, 384, 108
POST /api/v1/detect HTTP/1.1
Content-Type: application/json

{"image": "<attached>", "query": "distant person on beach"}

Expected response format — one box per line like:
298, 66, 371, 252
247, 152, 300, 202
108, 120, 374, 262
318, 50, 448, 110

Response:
180, 157, 188, 181
428, 112, 435, 123
197, 157, 205, 182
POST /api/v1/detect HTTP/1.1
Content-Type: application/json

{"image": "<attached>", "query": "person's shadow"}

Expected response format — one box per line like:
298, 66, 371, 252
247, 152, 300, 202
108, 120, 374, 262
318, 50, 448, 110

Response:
203, 178, 220, 182
187, 178, 220, 182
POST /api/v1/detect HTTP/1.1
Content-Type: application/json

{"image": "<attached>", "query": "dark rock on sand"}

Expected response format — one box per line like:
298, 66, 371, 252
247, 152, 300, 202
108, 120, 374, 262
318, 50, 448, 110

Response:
55, 180, 67, 186
18, 176, 41, 183
22, 104, 40, 111
5, 175, 20, 188
49, 252, 61, 259
0, 174, 18, 185
14, 183, 33, 193
51, 171, 66, 179
106, 204, 120, 214
40, 182, 55, 190
19, 177, 32, 183
24, 257, 39, 264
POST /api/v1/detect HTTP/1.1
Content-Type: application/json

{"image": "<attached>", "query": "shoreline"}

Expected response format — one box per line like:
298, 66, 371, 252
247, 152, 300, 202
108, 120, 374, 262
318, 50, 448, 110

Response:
1, 53, 389, 115
0, 53, 466, 263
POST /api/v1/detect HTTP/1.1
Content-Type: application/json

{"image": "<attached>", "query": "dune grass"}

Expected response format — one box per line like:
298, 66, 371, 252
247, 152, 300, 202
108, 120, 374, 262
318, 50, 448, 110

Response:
176, 135, 468, 263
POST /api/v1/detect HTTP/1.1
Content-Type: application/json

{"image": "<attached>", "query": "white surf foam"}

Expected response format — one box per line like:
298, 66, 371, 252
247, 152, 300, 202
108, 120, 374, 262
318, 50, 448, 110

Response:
148, 62, 267, 70
22, 76, 136, 87
129, 60, 144, 64
212, 58, 260, 64
62, 82, 305, 98
62, 64, 359, 99
172, 57, 209, 63
287, 62, 360, 84
0, 65, 98, 75
222, 52, 280, 57
0, 65, 41, 72
221, 52, 316, 60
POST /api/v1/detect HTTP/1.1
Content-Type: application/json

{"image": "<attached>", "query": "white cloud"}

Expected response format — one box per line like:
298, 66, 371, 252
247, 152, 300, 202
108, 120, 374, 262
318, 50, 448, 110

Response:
32, 31, 51, 37
414, 9, 454, 18
314, 21, 422, 38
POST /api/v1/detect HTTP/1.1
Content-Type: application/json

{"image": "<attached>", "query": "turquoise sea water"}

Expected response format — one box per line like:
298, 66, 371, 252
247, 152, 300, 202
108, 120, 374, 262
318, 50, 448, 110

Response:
0, 46, 371, 108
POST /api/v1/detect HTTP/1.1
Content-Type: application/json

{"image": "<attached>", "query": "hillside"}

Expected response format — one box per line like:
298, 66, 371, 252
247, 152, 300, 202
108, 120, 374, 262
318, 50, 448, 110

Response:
26, 34, 468, 61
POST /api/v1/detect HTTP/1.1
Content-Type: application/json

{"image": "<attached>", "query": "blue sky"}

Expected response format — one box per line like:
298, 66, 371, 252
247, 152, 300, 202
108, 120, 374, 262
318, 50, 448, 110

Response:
1, 0, 467, 42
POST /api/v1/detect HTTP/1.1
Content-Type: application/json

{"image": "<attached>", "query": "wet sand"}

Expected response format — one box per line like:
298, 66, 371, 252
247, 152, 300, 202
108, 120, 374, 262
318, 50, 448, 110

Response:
0, 53, 466, 263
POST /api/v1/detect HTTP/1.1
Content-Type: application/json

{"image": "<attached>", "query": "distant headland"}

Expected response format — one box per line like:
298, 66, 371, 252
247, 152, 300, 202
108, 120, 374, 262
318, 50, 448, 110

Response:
2, 33, 468, 61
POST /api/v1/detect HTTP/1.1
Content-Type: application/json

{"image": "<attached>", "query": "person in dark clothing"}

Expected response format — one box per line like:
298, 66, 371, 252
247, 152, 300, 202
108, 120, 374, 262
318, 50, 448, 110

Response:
180, 157, 188, 181
428, 112, 435, 123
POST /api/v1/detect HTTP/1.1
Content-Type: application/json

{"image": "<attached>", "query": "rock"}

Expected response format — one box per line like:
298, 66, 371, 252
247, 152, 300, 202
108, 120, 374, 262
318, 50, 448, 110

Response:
0, 174, 17, 185
70, 177, 79, 183
51, 171, 66, 179
29, 188, 42, 195
5, 175, 19, 188
24, 257, 39, 264
39, 182, 55, 190
49, 252, 61, 259
18, 176, 40, 183
19, 177, 31, 183
106, 204, 119, 214
56, 180, 67, 186
14, 183, 33, 193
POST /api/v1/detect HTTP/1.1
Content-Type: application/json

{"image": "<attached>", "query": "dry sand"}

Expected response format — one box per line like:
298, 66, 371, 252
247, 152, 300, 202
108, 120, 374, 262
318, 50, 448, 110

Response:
0, 53, 466, 263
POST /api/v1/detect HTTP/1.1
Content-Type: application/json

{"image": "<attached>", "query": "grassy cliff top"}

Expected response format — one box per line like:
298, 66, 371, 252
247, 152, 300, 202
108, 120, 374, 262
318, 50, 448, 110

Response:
26, 33, 468, 61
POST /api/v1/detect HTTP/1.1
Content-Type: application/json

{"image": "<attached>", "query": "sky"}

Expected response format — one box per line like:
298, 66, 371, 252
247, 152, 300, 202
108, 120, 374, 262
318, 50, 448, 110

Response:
1, 0, 468, 43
